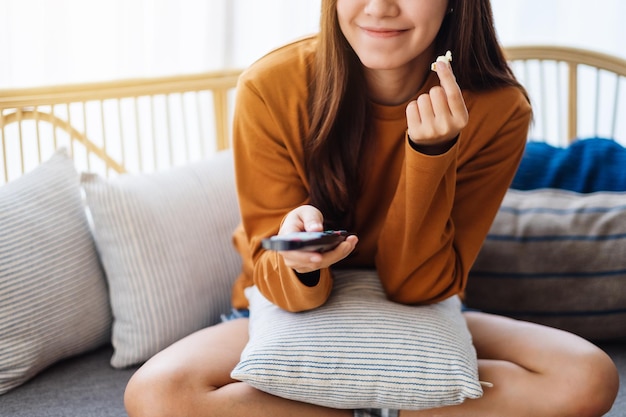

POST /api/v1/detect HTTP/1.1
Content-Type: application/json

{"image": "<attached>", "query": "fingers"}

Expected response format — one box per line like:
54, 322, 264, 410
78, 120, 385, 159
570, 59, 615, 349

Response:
275, 205, 359, 273
281, 235, 359, 274
280, 205, 324, 234
406, 59, 468, 144
406, 100, 422, 128
434, 60, 468, 120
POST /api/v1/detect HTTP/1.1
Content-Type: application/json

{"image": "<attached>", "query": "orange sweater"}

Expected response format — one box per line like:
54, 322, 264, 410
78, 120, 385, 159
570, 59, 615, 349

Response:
231, 37, 531, 312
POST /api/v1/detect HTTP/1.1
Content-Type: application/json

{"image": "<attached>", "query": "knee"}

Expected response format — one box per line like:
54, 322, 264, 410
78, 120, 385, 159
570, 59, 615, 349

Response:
556, 345, 619, 417
580, 347, 619, 417
124, 360, 193, 417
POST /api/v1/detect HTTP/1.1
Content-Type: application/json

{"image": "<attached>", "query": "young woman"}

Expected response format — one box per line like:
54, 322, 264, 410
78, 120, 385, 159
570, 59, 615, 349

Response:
124, 1, 619, 416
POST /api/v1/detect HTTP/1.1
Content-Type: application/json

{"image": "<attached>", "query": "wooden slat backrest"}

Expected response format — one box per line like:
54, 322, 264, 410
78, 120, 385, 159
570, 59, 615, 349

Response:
0, 69, 241, 184
505, 45, 626, 146
3, 45, 626, 183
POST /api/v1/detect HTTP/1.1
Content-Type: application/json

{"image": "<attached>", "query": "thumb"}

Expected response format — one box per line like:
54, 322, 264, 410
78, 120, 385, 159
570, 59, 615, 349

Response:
299, 205, 324, 232
282, 205, 324, 234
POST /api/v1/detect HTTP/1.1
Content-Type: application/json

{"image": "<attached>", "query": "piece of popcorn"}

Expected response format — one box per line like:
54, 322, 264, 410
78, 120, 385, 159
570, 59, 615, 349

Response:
430, 50, 452, 71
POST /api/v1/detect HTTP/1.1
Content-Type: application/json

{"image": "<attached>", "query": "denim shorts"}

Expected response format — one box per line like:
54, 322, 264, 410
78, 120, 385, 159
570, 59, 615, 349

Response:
220, 308, 250, 322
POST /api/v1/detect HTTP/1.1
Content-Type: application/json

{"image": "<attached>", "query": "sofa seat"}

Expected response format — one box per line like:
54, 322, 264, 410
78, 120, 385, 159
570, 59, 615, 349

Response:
1, 343, 624, 416
0, 346, 137, 417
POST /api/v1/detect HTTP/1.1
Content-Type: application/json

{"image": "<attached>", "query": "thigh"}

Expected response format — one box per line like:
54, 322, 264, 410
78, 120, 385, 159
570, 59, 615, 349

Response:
139, 317, 249, 389
463, 310, 601, 371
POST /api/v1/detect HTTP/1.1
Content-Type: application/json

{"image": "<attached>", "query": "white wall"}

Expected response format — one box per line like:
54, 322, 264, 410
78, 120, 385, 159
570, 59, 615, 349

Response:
0, 0, 623, 88
491, 0, 626, 59
0, 0, 230, 88
229, 0, 321, 68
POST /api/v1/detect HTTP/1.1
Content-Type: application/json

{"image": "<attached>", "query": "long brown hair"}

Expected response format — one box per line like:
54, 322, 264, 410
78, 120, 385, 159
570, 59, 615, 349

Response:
306, 0, 527, 229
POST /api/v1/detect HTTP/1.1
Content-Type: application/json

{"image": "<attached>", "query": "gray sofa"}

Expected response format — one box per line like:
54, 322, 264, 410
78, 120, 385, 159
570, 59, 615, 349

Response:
1, 343, 625, 416
1, 346, 135, 417
1, 149, 624, 416
0, 149, 241, 415
2, 43, 625, 416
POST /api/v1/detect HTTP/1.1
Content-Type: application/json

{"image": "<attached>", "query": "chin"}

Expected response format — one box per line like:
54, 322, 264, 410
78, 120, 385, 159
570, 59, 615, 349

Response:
359, 58, 408, 71
353, 50, 415, 71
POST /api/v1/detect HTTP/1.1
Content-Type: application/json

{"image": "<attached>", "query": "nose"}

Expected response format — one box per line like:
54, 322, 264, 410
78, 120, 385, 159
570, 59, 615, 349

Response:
364, 0, 400, 18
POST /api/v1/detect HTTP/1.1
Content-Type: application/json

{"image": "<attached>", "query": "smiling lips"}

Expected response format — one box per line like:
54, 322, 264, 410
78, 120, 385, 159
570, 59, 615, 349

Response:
361, 27, 409, 38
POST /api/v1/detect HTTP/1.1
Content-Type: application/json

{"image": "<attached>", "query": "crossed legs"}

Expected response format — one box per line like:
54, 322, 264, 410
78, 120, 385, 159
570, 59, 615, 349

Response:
124, 312, 619, 417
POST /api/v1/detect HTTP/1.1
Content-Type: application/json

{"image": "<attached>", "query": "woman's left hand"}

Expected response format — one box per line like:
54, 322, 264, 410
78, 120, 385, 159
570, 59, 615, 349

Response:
405, 59, 469, 146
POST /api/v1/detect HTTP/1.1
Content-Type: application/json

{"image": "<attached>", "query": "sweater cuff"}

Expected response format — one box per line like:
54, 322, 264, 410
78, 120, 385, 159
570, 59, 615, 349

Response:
295, 270, 321, 287
407, 132, 458, 155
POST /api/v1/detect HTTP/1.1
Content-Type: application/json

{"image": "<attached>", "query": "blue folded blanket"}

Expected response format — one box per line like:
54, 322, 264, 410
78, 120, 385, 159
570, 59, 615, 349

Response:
511, 137, 626, 193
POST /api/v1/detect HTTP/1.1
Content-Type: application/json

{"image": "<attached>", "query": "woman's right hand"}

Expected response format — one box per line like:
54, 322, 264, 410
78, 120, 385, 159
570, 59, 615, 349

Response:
277, 205, 358, 274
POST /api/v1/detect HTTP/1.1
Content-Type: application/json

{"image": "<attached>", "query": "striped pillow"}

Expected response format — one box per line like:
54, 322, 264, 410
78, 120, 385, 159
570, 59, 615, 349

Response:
81, 150, 241, 368
466, 188, 626, 341
231, 270, 483, 410
0, 149, 111, 395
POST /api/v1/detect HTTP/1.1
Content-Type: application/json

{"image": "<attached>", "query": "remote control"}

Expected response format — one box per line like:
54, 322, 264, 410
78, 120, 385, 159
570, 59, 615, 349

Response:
261, 230, 351, 252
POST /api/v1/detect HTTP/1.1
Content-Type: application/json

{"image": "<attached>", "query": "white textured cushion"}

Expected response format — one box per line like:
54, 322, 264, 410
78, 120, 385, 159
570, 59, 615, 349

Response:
81, 150, 241, 368
231, 269, 483, 410
467, 188, 626, 341
0, 149, 111, 395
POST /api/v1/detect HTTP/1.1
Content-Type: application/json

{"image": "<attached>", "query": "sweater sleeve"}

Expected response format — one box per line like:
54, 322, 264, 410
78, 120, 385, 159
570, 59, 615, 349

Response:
375, 88, 531, 304
232, 73, 333, 312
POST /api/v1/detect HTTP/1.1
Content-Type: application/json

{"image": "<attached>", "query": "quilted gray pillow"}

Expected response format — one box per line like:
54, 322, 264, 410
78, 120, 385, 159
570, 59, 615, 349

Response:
466, 188, 626, 341
81, 150, 241, 368
232, 269, 483, 410
0, 149, 112, 395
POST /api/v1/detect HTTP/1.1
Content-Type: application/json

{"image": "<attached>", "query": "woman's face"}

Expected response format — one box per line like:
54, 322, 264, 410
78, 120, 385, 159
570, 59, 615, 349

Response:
336, 0, 449, 71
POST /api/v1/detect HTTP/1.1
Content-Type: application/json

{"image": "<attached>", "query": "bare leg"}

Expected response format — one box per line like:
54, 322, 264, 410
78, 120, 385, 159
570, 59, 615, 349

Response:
125, 313, 618, 417
401, 312, 619, 417
124, 318, 352, 417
